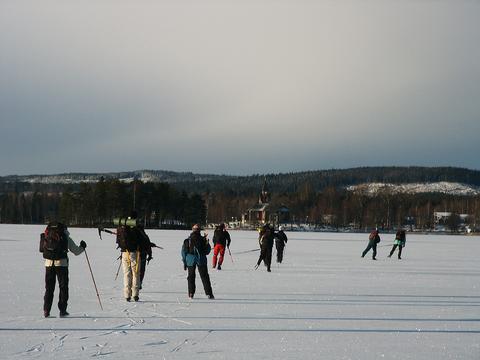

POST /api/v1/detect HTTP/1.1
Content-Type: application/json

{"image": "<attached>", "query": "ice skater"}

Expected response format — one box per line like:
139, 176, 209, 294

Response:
255, 223, 274, 272
274, 226, 288, 263
212, 223, 231, 270
388, 229, 406, 259
362, 229, 380, 260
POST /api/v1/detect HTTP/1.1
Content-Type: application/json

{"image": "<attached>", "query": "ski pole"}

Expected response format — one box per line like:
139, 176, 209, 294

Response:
84, 248, 103, 310
234, 248, 260, 255
227, 247, 234, 264
114, 255, 122, 281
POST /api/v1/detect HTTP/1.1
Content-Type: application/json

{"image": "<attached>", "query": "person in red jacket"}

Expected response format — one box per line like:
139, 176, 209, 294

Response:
212, 223, 231, 270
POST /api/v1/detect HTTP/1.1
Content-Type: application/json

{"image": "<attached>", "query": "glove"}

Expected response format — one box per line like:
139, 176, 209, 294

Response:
147, 255, 153, 264
80, 240, 87, 249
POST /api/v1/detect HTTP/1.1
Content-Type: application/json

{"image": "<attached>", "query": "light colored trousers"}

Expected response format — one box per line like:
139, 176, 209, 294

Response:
122, 251, 140, 299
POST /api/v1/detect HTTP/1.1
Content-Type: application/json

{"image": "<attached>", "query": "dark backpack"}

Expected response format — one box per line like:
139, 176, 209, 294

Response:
184, 236, 199, 255
40, 222, 68, 260
116, 225, 138, 251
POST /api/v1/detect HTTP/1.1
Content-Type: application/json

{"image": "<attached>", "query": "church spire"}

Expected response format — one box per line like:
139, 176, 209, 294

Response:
259, 176, 269, 204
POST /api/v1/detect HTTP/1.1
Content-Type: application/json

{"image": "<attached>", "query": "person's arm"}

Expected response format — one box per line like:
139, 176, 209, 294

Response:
181, 242, 187, 269
67, 232, 85, 256
226, 232, 231, 248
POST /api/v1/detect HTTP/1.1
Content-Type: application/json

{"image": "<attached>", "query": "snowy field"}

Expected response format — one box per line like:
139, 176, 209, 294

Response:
0, 225, 479, 360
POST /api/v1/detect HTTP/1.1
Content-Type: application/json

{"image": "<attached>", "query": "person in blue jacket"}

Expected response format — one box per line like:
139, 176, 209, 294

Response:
181, 224, 214, 299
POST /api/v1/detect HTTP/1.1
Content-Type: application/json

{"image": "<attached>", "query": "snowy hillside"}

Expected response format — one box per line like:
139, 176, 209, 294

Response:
0, 170, 223, 185
346, 182, 480, 196
0, 226, 479, 359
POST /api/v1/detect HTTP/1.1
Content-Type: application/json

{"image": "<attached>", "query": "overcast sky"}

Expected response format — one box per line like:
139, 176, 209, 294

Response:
1, 1, 479, 176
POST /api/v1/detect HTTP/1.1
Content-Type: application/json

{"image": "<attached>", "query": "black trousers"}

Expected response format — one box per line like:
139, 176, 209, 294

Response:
389, 244, 403, 258
140, 252, 147, 286
362, 242, 377, 259
257, 245, 273, 270
187, 264, 213, 297
275, 241, 285, 263
44, 266, 69, 313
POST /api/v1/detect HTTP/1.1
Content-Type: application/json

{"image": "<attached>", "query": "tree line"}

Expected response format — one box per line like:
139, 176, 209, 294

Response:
0, 178, 206, 228
205, 185, 480, 232
2, 166, 480, 231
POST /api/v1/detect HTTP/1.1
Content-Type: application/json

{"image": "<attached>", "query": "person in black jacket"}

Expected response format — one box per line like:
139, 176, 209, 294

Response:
127, 211, 155, 290
116, 212, 151, 302
40, 221, 86, 318
255, 224, 274, 272
212, 223, 231, 270
274, 226, 288, 263
181, 224, 214, 299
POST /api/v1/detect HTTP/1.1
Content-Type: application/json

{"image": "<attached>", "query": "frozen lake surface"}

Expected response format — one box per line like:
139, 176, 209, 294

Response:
0, 224, 479, 359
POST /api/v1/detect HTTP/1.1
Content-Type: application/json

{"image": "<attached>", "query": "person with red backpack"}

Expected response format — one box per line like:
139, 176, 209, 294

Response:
212, 223, 231, 270
362, 229, 380, 260
39, 221, 86, 318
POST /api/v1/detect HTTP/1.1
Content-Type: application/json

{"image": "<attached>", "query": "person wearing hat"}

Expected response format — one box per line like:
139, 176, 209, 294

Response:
362, 229, 380, 260
40, 221, 86, 317
181, 224, 214, 299
274, 226, 288, 263
212, 223, 231, 270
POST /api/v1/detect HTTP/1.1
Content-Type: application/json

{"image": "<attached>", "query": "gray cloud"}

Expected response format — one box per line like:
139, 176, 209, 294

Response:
1, 0, 479, 176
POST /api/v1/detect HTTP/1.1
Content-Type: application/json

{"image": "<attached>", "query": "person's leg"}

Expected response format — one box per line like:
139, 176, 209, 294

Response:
43, 266, 56, 316
187, 265, 196, 297
362, 243, 372, 257
212, 244, 219, 268
139, 252, 147, 288
257, 247, 266, 266
198, 265, 214, 297
122, 252, 132, 300
266, 246, 273, 271
218, 245, 225, 268
276, 243, 284, 263
398, 245, 403, 259
131, 252, 140, 300
389, 244, 398, 257
57, 266, 69, 314
372, 243, 377, 259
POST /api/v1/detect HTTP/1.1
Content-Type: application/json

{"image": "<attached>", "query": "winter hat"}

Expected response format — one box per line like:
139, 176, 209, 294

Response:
192, 224, 200, 231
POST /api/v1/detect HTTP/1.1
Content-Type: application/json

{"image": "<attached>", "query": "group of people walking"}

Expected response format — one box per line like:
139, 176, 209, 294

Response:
255, 224, 288, 272
41, 217, 408, 318
362, 228, 407, 260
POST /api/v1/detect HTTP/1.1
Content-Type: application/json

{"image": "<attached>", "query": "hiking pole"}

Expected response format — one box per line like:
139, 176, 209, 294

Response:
114, 255, 122, 281
234, 248, 260, 255
150, 242, 164, 250
84, 248, 103, 310
98, 227, 117, 239
227, 246, 234, 264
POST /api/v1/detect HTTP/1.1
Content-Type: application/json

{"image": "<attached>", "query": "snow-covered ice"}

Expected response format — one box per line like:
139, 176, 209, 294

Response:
0, 225, 479, 359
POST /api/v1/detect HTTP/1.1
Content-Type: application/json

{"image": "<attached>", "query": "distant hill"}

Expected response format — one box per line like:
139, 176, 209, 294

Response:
2, 166, 480, 196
